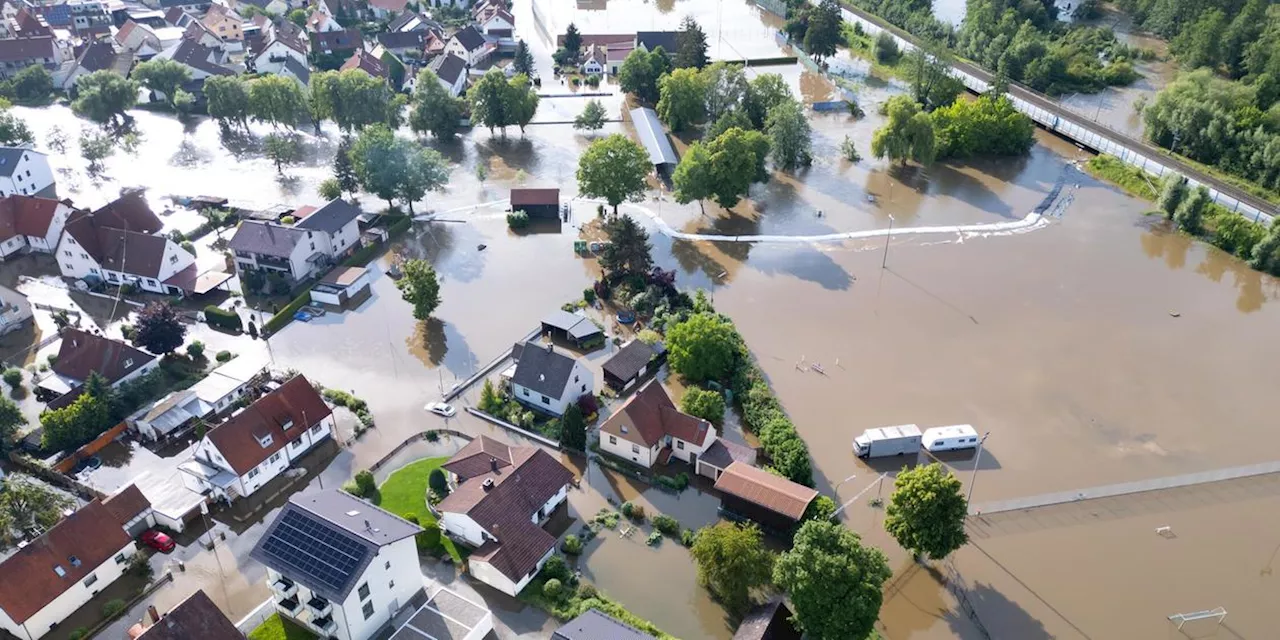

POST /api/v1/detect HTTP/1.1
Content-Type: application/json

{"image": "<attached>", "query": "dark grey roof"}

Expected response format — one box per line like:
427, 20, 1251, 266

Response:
540, 309, 601, 341
700, 438, 757, 471
377, 29, 426, 49
296, 199, 360, 234
429, 53, 466, 84
636, 31, 678, 53
553, 608, 656, 640
282, 55, 310, 85
0, 148, 32, 178
451, 24, 484, 51
732, 597, 801, 640
228, 220, 308, 257
602, 339, 657, 381
630, 107, 677, 166
250, 490, 420, 602
168, 39, 233, 76
510, 340, 578, 399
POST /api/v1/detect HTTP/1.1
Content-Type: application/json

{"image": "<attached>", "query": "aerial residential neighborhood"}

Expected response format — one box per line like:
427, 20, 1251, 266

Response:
0, 0, 1273, 638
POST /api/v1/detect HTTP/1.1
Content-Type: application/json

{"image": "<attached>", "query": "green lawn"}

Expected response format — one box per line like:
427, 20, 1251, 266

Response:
248, 613, 316, 640
377, 456, 462, 562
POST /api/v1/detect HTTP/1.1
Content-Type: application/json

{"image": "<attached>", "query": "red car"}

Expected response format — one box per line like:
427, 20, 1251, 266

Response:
141, 530, 175, 553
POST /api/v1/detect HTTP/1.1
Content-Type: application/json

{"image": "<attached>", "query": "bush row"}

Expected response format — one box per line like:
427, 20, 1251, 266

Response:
203, 305, 242, 332
264, 292, 310, 334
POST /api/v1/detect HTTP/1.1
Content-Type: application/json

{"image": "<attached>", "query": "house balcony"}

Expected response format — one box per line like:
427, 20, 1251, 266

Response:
270, 576, 297, 599
306, 595, 332, 619
310, 614, 336, 634
275, 595, 302, 615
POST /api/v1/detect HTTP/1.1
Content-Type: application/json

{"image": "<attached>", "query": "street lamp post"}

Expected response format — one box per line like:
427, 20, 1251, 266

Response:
710, 270, 728, 306
881, 214, 895, 269
966, 431, 992, 510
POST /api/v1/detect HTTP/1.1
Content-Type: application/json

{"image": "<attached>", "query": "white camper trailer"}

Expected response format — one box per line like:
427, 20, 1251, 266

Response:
922, 425, 981, 452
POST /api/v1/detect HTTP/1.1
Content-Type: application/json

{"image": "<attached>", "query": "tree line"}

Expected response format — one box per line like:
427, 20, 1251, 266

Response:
871, 87, 1036, 167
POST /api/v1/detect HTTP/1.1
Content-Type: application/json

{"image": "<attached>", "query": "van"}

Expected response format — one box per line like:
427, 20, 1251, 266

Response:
922, 425, 980, 452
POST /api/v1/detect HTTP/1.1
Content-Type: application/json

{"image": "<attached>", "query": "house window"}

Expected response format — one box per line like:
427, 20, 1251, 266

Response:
573, 375, 578, 383
541, 396, 550, 405
608, 435, 616, 445
82, 573, 98, 587
53, 565, 66, 577
631, 444, 640, 454
169, 254, 178, 263
522, 388, 529, 397
63, 250, 71, 257
248, 468, 260, 479
581, 384, 587, 392
89, 268, 98, 275
269, 452, 281, 463
389, 580, 395, 589
361, 601, 374, 620
256, 434, 274, 448
358, 582, 370, 600
385, 561, 390, 570
80, 253, 88, 259
114, 553, 126, 564
123, 358, 133, 368
677, 440, 684, 450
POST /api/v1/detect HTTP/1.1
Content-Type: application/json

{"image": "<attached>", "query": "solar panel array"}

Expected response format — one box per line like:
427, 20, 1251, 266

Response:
260, 508, 369, 597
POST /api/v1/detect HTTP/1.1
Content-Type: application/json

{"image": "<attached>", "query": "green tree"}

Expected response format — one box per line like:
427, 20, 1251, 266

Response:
507, 73, 540, 134
309, 69, 397, 132
1157, 172, 1187, 219
513, 39, 535, 76
871, 95, 936, 166
397, 145, 450, 214
884, 463, 969, 560
248, 75, 307, 128
599, 214, 653, 276
79, 130, 114, 170
744, 73, 792, 129
1171, 8, 1226, 69
263, 133, 301, 174
702, 61, 748, 123
705, 108, 752, 143
72, 71, 138, 128
563, 22, 582, 60
0, 395, 25, 453
765, 99, 812, 170
288, 8, 307, 26
0, 100, 33, 146
573, 99, 607, 133
1250, 218, 1280, 273
1173, 185, 1209, 234
930, 94, 1035, 159
40, 376, 115, 451
350, 124, 405, 208
479, 378, 501, 413
395, 259, 441, 320
619, 47, 671, 103
0, 478, 74, 536
803, 494, 837, 522
690, 522, 774, 614
468, 69, 511, 135
576, 134, 652, 215
134, 301, 186, 354
204, 76, 250, 129
673, 127, 770, 209
904, 45, 963, 110
132, 59, 191, 109
319, 177, 342, 200
804, 0, 842, 61
666, 312, 741, 383
9, 65, 53, 104
774, 520, 892, 640
679, 387, 725, 424
675, 15, 709, 69
657, 67, 707, 131
334, 136, 359, 196
874, 31, 900, 64
560, 403, 586, 451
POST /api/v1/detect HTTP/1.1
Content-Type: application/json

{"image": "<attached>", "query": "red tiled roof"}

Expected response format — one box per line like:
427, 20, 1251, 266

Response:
714, 462, 817, 521
102, 484, 151, 526
599, 381, 710, 448
0, 500, 132, 624
204, 375, 332, 475
509, 188, 558, 207
339, 48, 387, 78
136, 590, 243, 640
442, 435, 512, 478
0, 195, 63, 241
92, 191, 163, 234
368, 0, 408, 11
52, 327, 156, 384
0, 35, 55, 63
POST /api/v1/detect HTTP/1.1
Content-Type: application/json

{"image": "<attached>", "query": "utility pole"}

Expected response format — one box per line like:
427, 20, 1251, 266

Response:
966, 431, 991, 510
881, 214, 895, 269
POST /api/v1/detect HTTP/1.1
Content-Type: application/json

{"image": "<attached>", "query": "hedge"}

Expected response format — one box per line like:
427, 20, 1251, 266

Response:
203, 305, 242, 331
264, 292, 311, 334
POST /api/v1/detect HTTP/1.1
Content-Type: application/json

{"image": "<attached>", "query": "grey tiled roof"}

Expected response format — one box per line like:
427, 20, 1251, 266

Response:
296, 199, 360, 234
510, 340, 577, 399
228, 220, 308, 257
553, 608, 656, 640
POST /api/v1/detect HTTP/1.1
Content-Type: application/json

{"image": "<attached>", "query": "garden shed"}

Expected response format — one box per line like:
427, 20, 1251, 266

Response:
540, 309, 603, 348
510, 188, 560, 219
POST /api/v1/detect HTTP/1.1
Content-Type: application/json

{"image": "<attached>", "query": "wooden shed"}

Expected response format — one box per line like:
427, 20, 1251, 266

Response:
510, 188, 560, 219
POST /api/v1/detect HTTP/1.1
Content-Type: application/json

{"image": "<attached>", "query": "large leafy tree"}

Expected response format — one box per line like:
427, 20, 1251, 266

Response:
804, 0, 843, 61
679, 387, 725, 425
0, 99, 33, 147
618, 47, 672, 103
666, 312, 741, 383
350, 124, 405, 208
774, 520, 892, 640
871, 95, 936, 166
573, 99, 607, 133
702, 61, 748, 123
657, 67, 707, 131
398, 145, 450, 214
0, 395, 25, 453
396, 258, 441, 320
333, 136, 359, 196
132, 59, 191, 109
0, 478, 74, 539
904, 45, 964, 110
930, 94, 1034, 159
560, 403, 586, 451
884, 463, 969, 560
72, 71, 138, 128
507, 73, 540, 134
690, 522, 774, 614
9, 65, 53, 104
309, 70, 397, 132
744, 73, 793, 129
410, 69, 465, 140
248, 75, 308, 128
135, 301, 186, 354
675, 16, 709, 69
576, 134, 651, 215
204, 75, 250, 129
673, 127, 770, 209
468, 68, 511, 135
40, 373, 116, 451
765, 98, 812, 170
263, 133, 302, 174
599, 214, 653, 277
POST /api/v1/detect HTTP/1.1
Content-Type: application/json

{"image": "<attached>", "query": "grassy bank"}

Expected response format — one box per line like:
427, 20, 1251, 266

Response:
248, 614, 316, 640
376, 457, 462, 562
1083, 155, 1158, 201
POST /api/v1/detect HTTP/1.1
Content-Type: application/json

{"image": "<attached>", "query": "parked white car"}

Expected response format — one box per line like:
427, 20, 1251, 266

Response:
426, 402, 456, 417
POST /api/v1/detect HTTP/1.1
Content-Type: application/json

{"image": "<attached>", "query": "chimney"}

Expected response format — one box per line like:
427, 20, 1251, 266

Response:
490, 457, 498, 472
147, 605, 160, 624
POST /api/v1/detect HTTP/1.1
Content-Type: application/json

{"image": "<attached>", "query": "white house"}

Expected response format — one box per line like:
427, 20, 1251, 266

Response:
429, 53, 467, 97
0, 147, 55, 198
0, 195, 73, 259
0, 499, 139, 640
179, 375, 333, 502
155, 38, 234, 80
229, 199, 360, 284
36, 327, 159, 408
445, 25, 491, 66
252, 35, 307, 75
474, 4, 512, 38
187, 349, 268, 415
503, 340, 593, 417
580, 43, 605, 75
0, 283, 32, 336
55, 193, 198, 295
599, 380, 717, 469
436, 436, 574, 596
251, 490, 424, 640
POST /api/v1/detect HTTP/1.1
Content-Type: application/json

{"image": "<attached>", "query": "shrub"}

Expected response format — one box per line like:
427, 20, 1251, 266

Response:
216, 350, 233, 363
646, 531, 663, 546
543, 578, 563, 597
586, 73, 600, 87
506, 210, 530, 230
354, 470, 375, 496
561, 534, 584, 555
125, 552, 152, 579
680, 387, 725, 425
102, 599, 127, 618
68, 628, 90, 640
576, 582, 598, 600
281, 215, 297, 225
428, 468, 449, 497
417, 526, 441, 553
583, 287, 596, 304
180, 240, 196, 256
542, 554, 572, 582
841, 135, 861, 162
681, 528, 696, 547
265, 292, 310, 333
620, 501, 646, 522
203, 305, 242, 332
2, 368, 21, 387
592, 509, 620, 529
185, 340, 205, 359
655, 472, 690, 492
576, 394, 599, 418
652, 514, 680, 535
874, 32, 899, 64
